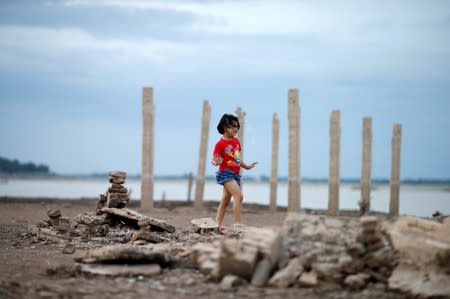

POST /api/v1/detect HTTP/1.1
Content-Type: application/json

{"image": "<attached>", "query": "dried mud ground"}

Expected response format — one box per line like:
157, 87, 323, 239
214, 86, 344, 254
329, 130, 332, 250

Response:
0, 197, 407, 299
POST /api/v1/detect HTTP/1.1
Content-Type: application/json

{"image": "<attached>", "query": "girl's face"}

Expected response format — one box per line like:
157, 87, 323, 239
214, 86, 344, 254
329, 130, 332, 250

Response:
225, 120, 239, 137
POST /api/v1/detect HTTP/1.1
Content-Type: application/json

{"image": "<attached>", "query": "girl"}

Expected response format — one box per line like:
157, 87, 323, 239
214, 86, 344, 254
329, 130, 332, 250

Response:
212, 114, 257, 228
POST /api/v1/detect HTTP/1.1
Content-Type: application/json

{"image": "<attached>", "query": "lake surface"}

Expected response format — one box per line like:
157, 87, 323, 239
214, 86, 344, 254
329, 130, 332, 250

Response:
1, 177, 449, 218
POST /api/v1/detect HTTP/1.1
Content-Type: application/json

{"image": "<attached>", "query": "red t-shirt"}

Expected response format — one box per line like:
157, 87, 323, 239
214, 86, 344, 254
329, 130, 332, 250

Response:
213, 137, 241, 174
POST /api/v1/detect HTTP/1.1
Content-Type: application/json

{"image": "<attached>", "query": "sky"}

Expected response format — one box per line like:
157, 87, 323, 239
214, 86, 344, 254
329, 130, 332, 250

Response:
0, 0, 449, 180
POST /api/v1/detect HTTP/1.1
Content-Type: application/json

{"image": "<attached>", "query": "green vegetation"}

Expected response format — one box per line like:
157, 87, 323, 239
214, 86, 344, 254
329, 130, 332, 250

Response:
0, 156, 50, 174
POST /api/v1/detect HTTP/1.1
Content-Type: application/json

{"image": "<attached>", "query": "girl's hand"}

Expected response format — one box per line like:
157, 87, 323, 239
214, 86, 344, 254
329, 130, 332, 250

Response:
212, 155, 223, 166
244, 162, 258, 170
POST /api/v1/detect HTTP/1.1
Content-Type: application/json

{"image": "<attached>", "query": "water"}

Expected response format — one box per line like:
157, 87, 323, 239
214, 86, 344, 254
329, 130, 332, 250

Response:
0, 177, 449, 218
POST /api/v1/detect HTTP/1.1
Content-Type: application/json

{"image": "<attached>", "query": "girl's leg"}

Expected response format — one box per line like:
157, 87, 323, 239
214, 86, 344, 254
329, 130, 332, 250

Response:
223, 180, 243, 224
215, 186, 232, 226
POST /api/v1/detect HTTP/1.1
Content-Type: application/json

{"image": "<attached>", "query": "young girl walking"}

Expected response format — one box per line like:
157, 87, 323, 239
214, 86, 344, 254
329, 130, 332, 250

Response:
212, 114, 257, 229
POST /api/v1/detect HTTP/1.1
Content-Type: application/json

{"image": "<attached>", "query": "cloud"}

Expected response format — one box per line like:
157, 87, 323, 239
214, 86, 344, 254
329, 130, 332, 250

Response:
2, 0, 450, 87
57, 0, 450, 39
0, 24, 206, 86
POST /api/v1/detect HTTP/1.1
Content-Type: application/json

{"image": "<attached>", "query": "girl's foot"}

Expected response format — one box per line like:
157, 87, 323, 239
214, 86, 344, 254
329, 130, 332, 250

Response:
218, 226, 227, 235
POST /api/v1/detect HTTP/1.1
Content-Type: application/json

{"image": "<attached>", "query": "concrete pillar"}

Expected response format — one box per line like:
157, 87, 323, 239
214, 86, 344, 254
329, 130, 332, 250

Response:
328, 110, 341, 215
269, 113, 279, 211
288, 89, 301, 212
235, 107, 246, 178
390, 124, 402, 217
187, 172, 193, 202
360, 117, 372, 215
141, 87, 154, 210
194, 100, 211, 209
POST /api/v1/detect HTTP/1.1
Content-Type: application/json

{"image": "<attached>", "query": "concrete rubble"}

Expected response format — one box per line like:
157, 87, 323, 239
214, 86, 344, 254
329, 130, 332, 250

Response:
388, 216, 450, 297
192, 226, 283, 285
191, 212, 450, 298
26, 174, 450, 297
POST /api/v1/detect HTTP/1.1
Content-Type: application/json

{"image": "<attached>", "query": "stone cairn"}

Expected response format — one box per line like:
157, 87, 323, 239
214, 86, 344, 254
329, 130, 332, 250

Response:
97, 171, 129, 213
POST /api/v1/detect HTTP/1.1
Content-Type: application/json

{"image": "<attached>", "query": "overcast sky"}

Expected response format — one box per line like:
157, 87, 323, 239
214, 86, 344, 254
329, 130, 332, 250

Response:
1, 0, 449, 179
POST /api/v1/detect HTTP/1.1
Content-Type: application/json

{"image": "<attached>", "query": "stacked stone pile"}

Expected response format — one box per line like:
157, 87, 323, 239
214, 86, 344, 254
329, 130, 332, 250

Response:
37, 209, 72, 233
97, 171, 129, 213
344, 216, 398, 288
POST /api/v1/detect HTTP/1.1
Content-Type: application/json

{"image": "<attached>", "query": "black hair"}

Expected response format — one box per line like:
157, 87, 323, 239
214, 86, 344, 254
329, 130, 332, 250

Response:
217, 114, 240, 134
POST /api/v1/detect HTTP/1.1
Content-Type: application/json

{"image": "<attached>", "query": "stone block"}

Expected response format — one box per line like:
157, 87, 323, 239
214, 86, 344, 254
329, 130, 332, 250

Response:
47, 209, 61, 219
360, 216, 378, 226
191, 218, 219, 234
298, 271, 318, 287
220, 275, 246, 290
344, 272, 370, 289
218, 239, 259, 280
108, 170, 127, 179
268, 256, 303, 287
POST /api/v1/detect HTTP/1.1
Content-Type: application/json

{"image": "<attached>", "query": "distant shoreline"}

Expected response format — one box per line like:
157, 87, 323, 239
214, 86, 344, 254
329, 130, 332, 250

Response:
1, 173, 450, 186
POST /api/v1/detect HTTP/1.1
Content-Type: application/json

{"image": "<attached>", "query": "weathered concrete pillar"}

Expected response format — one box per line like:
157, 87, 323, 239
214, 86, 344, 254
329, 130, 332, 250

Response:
390, 124, 402, 217
359, 117, 372, 214
194, 100, 211, 209
235, 107, 245, 148
187, 172, 193, 202
235, 107, 246, 185
141, 87, 154, 210
328, 110, 341, 215
269, 113, 279, 211
288, 89, 301, 212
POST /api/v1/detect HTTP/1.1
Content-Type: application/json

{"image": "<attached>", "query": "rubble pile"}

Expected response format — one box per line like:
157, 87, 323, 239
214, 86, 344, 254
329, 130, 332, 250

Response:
25, 181, 450, 298
97, 171, 129, 213
192, 226, 283, 286
30, 170, 176, 247
192, 213, 400, 291
276, 214, 399, 289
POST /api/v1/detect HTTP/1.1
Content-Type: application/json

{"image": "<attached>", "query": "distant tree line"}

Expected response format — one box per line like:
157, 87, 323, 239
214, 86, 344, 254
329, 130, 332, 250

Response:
0, 156, 50, 174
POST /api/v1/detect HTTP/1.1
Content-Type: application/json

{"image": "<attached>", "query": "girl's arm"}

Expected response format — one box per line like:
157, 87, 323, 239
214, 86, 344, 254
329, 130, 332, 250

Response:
212, 155, 223, 166
241, 161, 258, 170
212, 141, 223, 166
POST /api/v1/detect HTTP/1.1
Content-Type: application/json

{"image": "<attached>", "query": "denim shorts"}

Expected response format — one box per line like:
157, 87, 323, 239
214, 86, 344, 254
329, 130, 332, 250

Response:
216, 169, 241, 186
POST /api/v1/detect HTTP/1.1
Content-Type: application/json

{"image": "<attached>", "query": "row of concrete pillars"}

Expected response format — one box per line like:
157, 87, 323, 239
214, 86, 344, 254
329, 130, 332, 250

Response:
141, 87, 402, 216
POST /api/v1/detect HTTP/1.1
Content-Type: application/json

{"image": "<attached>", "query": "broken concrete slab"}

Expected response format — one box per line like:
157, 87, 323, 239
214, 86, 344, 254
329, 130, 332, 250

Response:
131, 231, 164, 244
297, 271, 318, 288
191, 241, 221, 275
74, 245, 170, 266
29, 226, 71, 243
191, 227, 283, 284
100, 207, 175, 233
388, 216, 450, 297
268, 256, 303, 287
79, 264, 161, 277
218, 238, 259, 281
